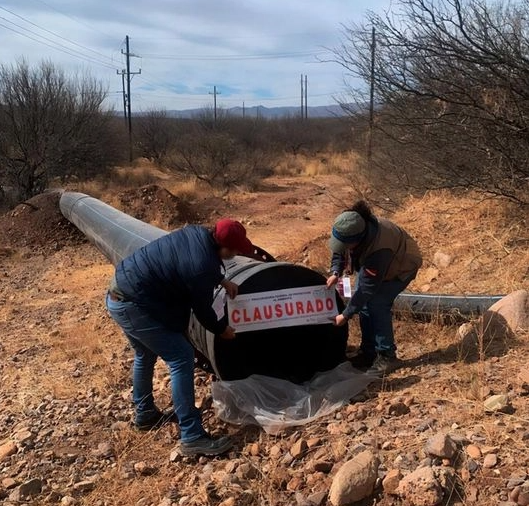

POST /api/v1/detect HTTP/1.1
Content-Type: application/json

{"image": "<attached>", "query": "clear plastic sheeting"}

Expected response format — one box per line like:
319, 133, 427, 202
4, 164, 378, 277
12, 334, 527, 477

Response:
211, 362, 374, 434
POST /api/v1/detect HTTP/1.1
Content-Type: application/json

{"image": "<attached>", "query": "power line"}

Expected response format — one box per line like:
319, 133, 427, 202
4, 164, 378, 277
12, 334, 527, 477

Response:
31, 0, 116, 41
0, 6, 116, 65
0, 18, 116, 70
133, 30, 338, 42
140, 50, 327, 61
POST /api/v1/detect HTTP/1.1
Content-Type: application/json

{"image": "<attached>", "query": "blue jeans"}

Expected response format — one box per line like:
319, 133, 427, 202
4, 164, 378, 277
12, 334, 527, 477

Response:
106, 294, 205, 443
357, 277, 412, 359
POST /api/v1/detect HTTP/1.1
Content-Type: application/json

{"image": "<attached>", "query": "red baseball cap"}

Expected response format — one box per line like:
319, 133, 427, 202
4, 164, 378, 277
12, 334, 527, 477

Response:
214, 219, 254, 256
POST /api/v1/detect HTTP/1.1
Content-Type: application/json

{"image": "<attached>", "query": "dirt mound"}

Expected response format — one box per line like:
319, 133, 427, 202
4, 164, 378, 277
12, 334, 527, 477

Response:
115, 184, 196, 230
0, 191, 85, 253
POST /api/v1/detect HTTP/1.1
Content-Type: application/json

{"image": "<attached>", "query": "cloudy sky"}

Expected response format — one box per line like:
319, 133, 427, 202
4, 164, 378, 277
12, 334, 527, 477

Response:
1, 0, 390, 111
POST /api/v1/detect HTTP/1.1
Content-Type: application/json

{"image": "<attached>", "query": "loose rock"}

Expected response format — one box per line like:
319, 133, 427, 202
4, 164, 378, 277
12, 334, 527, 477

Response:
466, 444, 482, 459
0, 440, 17, 462
73, 480, 96, 492
397, 466, 444, 506
425, 433, 457, 459
433, 251, 452, 268
291, 439, 308, 459
483, 453, 498, 468
308, 491, 327, 506
383, 469, 403, 495
312, 460, 333, 473
2, 477, 17, 489
307, 437, 321, 449
269, 445, 282, 458
481, 289, 529, 337
218, 498, 236, 506
134, 461, 157, 476
91, 442, 114, 459
484, 394, 511, 413
249, 443, 260, 457
388, 401, 410, 417
328, 450, 379, 506
8, 478, 43, 501
507, 474, 527, 489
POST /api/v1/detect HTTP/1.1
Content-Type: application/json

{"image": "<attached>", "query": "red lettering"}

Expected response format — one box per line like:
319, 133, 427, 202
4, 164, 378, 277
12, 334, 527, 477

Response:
243, 309, 252, 323
325, 298, 334, 311
231, 309, 240, 324
315, 299, 324, 312
263, 305, 273, 319
296, 301, 304, 314
285, 302, 294, 316
275, 304, 284, 318
253, 307, 262, 321
306, 300, 315, 313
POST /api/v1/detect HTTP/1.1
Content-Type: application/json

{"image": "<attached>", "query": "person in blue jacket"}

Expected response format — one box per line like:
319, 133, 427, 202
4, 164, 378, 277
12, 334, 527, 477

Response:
327, 201, 422, 376
106, 218, 255, 457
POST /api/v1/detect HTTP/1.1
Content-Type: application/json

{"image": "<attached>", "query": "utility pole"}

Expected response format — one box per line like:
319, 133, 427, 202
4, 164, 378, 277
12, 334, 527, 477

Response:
242, 101, 245, 119
209, 85, 221, 124
117, 35, 141, 163
304, 74, 308, 119
367, 27, 376, 168
300, 73, 304, 119
120, 72, 127, 124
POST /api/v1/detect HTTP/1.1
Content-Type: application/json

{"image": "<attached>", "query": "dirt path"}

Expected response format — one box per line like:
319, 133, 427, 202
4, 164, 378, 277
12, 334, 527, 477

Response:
216, 175, 353, 260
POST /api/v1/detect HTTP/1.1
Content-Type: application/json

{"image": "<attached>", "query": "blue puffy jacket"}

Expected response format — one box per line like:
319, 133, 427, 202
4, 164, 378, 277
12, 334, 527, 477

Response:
114, 225, 226, 334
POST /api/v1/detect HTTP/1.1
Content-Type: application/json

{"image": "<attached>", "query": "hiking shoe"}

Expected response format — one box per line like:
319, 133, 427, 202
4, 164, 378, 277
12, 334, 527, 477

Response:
180, 435, 233, 457
349, 351, 375, 370
135, 409, 177, 432
366, 354, 401, 377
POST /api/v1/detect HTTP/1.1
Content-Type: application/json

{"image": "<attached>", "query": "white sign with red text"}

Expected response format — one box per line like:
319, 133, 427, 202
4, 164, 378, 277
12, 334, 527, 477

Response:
227, 285, 338, 333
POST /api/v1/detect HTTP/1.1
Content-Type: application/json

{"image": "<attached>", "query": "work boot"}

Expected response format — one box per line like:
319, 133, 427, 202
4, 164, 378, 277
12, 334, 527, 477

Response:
180, 434, 233, 457
349, 351, 375, 370
135, 409, 178, 432
366, 354, 401, 377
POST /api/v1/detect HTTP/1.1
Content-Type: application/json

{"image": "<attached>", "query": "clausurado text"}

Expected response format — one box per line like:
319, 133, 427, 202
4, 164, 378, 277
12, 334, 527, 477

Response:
227, 286, 338, 333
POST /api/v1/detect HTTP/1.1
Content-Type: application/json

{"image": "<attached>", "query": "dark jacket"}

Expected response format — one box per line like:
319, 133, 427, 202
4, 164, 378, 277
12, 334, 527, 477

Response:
331, 217, 422, 318
114, 225, 226, 334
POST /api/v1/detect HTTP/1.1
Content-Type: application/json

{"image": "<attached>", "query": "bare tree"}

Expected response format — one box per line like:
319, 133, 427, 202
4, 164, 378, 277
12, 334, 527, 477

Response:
0, 60, 118, 201
167, 122, 271, 189
333, 0, 529, 204
136, 109, 177, 164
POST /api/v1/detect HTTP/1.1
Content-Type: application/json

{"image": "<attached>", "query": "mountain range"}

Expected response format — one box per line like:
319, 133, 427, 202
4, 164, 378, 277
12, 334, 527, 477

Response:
162, 104, 348, 119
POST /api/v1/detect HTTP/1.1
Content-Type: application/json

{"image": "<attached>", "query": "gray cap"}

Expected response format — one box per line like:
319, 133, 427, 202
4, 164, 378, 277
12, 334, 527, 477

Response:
329, 211, 366, 254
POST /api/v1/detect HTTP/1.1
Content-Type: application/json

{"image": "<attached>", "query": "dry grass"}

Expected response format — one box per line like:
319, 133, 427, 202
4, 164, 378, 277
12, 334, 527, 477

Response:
65, 163, 165, 198
394, 190, 529, 294
274, 152, 359, 177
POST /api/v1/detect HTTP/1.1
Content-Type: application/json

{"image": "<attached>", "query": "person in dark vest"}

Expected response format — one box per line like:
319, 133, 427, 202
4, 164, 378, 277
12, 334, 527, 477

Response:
106, 219, 255, 457
327, 201, 422, 376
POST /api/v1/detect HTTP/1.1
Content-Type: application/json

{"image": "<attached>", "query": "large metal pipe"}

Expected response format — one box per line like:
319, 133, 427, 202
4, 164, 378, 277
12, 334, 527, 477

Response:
59, 192, 348, 381
394, 292, 503, 318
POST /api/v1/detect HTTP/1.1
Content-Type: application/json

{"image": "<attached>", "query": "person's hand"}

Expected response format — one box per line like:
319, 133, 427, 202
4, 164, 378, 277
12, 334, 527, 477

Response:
220, 326, 236, 340
326, 274, 339, 289
330, 314, 348, 327
221, 279, 239, 299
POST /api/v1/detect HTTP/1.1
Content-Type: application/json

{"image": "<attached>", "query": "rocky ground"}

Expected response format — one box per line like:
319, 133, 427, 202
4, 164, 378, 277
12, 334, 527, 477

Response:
0, 173, 528, 506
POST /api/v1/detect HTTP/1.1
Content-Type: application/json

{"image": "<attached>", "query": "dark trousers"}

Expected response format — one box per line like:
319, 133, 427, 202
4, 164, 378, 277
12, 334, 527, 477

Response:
357, 277, 412, 359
